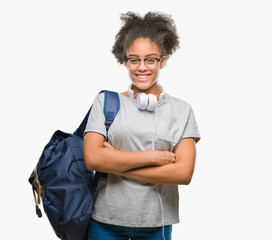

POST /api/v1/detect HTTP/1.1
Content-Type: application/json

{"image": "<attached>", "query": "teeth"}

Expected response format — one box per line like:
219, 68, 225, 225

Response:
137, 75, 149, 79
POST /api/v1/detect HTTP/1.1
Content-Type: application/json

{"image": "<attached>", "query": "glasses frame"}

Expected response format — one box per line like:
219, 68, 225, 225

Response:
125, 56, 164, 67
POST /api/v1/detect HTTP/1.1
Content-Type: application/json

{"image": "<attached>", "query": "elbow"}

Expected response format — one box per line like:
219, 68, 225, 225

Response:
177, 171, 193, 185
182, 175, 192, 185
84, 155, 96, 171
84, 149, 100, 171
174, 161, 195, 185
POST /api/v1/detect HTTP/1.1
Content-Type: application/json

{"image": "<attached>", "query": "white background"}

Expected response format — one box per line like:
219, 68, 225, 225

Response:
1, 0, 271, 239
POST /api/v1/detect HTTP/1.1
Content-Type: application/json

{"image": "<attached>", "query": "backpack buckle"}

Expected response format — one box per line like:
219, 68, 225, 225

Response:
105, 112, 115, 129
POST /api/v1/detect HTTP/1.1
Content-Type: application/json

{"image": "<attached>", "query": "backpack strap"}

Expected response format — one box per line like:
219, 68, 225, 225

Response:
103, 90, 120, 141
74, 90, 120, 139
90, 90, 120, 191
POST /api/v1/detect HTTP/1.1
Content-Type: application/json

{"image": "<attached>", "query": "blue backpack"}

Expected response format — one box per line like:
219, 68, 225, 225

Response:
28, 90, 120, 240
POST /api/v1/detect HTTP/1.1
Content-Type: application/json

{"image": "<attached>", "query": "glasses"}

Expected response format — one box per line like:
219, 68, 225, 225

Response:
125, 56, 164, 67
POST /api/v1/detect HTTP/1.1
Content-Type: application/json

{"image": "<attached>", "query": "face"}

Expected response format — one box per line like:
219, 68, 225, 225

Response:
125, 38, 166, 94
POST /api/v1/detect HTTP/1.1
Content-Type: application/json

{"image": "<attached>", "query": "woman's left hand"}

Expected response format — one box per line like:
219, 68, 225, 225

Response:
103, 142, 115, 149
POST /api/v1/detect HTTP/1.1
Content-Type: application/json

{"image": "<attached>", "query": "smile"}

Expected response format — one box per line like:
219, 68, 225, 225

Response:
136, 74, 151, 80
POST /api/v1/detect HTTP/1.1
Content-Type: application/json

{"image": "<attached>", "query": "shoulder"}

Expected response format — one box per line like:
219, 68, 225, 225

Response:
165, 93, 192, 113
92, 91, 105, 105
93, 90, 123, 109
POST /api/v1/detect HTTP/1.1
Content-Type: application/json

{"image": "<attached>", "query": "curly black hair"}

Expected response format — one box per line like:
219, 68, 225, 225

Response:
112, 11, 180, 64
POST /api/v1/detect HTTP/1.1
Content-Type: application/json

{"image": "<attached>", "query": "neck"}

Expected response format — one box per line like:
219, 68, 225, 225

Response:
131, 83, 161, 97
128, 83, 165, 101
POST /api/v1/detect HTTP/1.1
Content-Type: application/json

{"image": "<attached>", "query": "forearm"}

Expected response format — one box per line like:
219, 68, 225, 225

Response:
84, 146, 157, 174
119, 160, 194, 185
84, 132, 175, 175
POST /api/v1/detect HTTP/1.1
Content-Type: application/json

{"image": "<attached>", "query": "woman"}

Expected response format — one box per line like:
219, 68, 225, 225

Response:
84, 11, 200, 240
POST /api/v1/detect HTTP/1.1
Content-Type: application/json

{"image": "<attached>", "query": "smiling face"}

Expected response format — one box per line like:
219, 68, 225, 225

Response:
125, 38, 166, 95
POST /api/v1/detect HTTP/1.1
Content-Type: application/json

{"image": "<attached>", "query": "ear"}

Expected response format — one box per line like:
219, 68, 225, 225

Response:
160, 56, 166, 69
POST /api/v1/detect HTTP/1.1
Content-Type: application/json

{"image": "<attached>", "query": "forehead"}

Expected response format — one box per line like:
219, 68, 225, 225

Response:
127, 38, 160, 56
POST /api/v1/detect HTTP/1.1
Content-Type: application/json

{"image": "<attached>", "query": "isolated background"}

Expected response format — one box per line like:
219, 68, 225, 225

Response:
1, 0, 271, 239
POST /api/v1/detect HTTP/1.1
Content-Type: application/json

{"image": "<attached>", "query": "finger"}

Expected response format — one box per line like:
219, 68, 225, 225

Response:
103, 142, 114, 149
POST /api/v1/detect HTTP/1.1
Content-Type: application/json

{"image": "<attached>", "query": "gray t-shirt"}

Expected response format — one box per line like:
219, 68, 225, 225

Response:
84, 92, 200, 227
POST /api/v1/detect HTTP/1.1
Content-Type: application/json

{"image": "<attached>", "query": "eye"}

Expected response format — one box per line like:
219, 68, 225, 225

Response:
145, 58, 156, 64
129, 58, 139, 64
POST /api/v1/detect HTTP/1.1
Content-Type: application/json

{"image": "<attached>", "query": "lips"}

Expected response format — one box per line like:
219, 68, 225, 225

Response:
135, 74, 151, 81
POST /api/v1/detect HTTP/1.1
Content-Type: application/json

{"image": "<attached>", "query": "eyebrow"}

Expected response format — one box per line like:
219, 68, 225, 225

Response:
127, 53, 159, 58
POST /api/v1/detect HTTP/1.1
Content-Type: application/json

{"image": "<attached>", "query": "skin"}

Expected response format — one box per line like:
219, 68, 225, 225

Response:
84, 37, 196, 185
125, 38, 166, 98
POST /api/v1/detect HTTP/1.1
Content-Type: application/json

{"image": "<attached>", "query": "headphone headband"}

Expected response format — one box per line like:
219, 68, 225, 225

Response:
127, 84, 166, 101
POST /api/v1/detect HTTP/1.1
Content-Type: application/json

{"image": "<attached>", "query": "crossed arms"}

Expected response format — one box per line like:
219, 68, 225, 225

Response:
84, 132, 196, 185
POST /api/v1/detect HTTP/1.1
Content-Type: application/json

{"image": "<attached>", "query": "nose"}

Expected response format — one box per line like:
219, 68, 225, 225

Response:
138, 59, 148, 71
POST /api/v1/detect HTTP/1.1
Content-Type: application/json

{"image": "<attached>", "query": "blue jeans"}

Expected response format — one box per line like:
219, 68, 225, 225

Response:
88, 218, 172, 240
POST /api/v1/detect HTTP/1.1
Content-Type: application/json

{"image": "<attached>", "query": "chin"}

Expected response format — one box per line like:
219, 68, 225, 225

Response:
133, 80, 157, 91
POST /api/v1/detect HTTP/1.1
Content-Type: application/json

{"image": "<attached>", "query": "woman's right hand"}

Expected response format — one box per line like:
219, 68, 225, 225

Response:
154, 151, 176, 166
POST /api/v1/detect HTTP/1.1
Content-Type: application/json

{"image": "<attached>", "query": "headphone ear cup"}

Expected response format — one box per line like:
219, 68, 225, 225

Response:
147, 94, 158, 112
136, 93, 148, 110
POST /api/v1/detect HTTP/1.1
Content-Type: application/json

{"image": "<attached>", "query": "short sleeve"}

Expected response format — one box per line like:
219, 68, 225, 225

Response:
84, 93, 107, 137
182, 107, 201, 143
